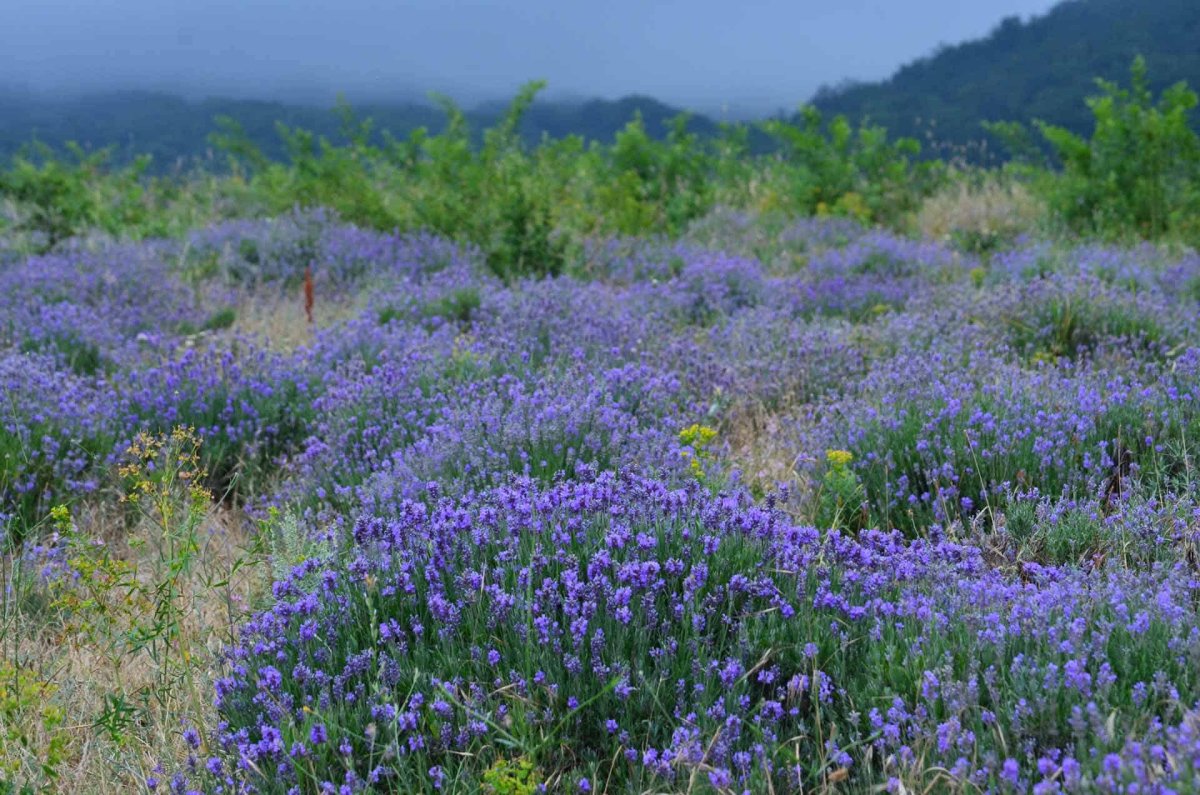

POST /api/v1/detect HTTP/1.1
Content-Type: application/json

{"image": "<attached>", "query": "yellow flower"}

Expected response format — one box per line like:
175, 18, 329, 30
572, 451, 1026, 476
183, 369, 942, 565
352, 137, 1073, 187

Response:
825, 449, 854, 468
49, 504, 72, 531
678, 423, 717, 449
678, 424, 718, 481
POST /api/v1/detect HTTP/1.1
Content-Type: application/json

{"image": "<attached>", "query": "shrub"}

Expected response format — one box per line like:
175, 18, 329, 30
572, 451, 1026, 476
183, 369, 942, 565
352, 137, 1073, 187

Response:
0, 144, 106, 251
1032, 57, 1200, 243
0, 143, 167, 250
762, 106, 940, 227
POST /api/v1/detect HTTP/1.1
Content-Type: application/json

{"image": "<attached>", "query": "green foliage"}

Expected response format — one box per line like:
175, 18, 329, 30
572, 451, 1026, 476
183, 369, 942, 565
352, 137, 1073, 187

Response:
202, 307, 237, 332
0, 659, 68, 791
213, 83, 573, 281
215, 109, 395, 232
199, 90, 938, 275
7, 63, 1197, 265
594, 113, 714, 235
0, 90, 724, 171
1034, 57, 1200, 242
0, 90, 938, 267
420, 287, 481, 330
0, 144, 108, 250
762, 106, 938, 225
816, 450, 867, 532
480, 756, 541, 795
0, 141, 215, 251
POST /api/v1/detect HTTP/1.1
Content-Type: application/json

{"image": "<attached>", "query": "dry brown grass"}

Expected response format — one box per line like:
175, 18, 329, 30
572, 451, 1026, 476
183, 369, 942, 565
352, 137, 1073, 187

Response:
1, 499, 271, 793
720, 401, 821, 518
220, 285, 363, 352
917, 172, 1045, 248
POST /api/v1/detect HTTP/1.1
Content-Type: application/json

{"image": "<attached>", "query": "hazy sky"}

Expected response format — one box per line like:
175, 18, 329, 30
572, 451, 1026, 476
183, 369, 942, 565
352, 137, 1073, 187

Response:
2, 0, 1061, 114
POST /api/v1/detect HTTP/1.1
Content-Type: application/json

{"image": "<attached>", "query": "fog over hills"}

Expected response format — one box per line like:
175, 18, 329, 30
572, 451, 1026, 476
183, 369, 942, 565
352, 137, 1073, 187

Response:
6, 0, 1194, 166
2, 0, 1058, 117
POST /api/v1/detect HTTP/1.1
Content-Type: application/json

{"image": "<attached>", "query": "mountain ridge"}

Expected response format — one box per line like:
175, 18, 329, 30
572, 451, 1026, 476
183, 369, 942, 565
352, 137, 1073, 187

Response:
810, 0, 1200, 157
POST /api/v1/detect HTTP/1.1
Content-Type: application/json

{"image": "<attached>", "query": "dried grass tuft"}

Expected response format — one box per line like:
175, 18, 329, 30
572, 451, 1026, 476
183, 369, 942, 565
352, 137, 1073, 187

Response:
917, 172, 1045, 249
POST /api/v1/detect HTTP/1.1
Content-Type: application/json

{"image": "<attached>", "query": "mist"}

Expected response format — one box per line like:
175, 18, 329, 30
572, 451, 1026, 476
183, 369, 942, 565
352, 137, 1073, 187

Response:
3, 0, 1060, 115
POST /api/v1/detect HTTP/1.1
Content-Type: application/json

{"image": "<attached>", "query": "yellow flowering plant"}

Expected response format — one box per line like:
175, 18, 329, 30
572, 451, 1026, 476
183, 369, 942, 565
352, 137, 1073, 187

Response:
817, 449, 867, 532
678, 424, 718, 480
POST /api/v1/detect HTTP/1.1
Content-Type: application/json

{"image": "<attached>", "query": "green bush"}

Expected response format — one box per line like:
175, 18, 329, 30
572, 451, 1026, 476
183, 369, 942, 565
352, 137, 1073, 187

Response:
420, 287, 482, 330
762, 106, 939, 226
1006, 57, 1200, 243
0, 142, 214, 250
593, 113, 714, 235
0, 144, 107, 250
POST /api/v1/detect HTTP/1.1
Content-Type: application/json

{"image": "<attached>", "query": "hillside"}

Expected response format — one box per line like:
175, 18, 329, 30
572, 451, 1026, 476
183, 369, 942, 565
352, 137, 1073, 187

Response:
0, 89, 723, 171
811, 0, 1200, 158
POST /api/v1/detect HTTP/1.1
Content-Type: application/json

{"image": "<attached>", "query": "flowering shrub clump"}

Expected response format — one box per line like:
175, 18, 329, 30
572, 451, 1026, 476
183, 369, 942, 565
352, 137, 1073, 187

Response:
186, 209, 480, 288
182, 474, 1200, 793
801, 332, 1200, 532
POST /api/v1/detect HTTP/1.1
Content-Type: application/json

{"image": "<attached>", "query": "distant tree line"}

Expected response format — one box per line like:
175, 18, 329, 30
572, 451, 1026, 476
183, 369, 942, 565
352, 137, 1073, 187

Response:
0, 90, 734, 173
811, 0, 1200, 162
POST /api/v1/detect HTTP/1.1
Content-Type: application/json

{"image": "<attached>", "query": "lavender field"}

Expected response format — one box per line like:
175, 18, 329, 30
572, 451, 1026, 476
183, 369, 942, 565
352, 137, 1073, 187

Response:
4, 207, 1200, 793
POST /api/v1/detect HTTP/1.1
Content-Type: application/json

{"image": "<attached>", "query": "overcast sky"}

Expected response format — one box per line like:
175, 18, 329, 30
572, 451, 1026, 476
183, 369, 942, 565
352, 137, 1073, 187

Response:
2, 0, 1062, 115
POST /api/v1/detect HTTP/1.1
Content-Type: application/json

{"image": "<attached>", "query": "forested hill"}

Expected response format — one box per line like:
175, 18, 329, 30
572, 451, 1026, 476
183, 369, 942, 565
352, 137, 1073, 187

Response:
811, 0, 1200, 158
0, 89, 724, 170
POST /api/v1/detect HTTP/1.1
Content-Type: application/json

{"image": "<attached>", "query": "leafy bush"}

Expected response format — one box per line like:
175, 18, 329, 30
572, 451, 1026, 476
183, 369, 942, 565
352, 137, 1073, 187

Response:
0, 143, 174, 250
762, 106, 940, 226
591, 114, 714, 236
214, 84, 570, 281
997, 57, 1200, 244
0, 144, 108, 250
